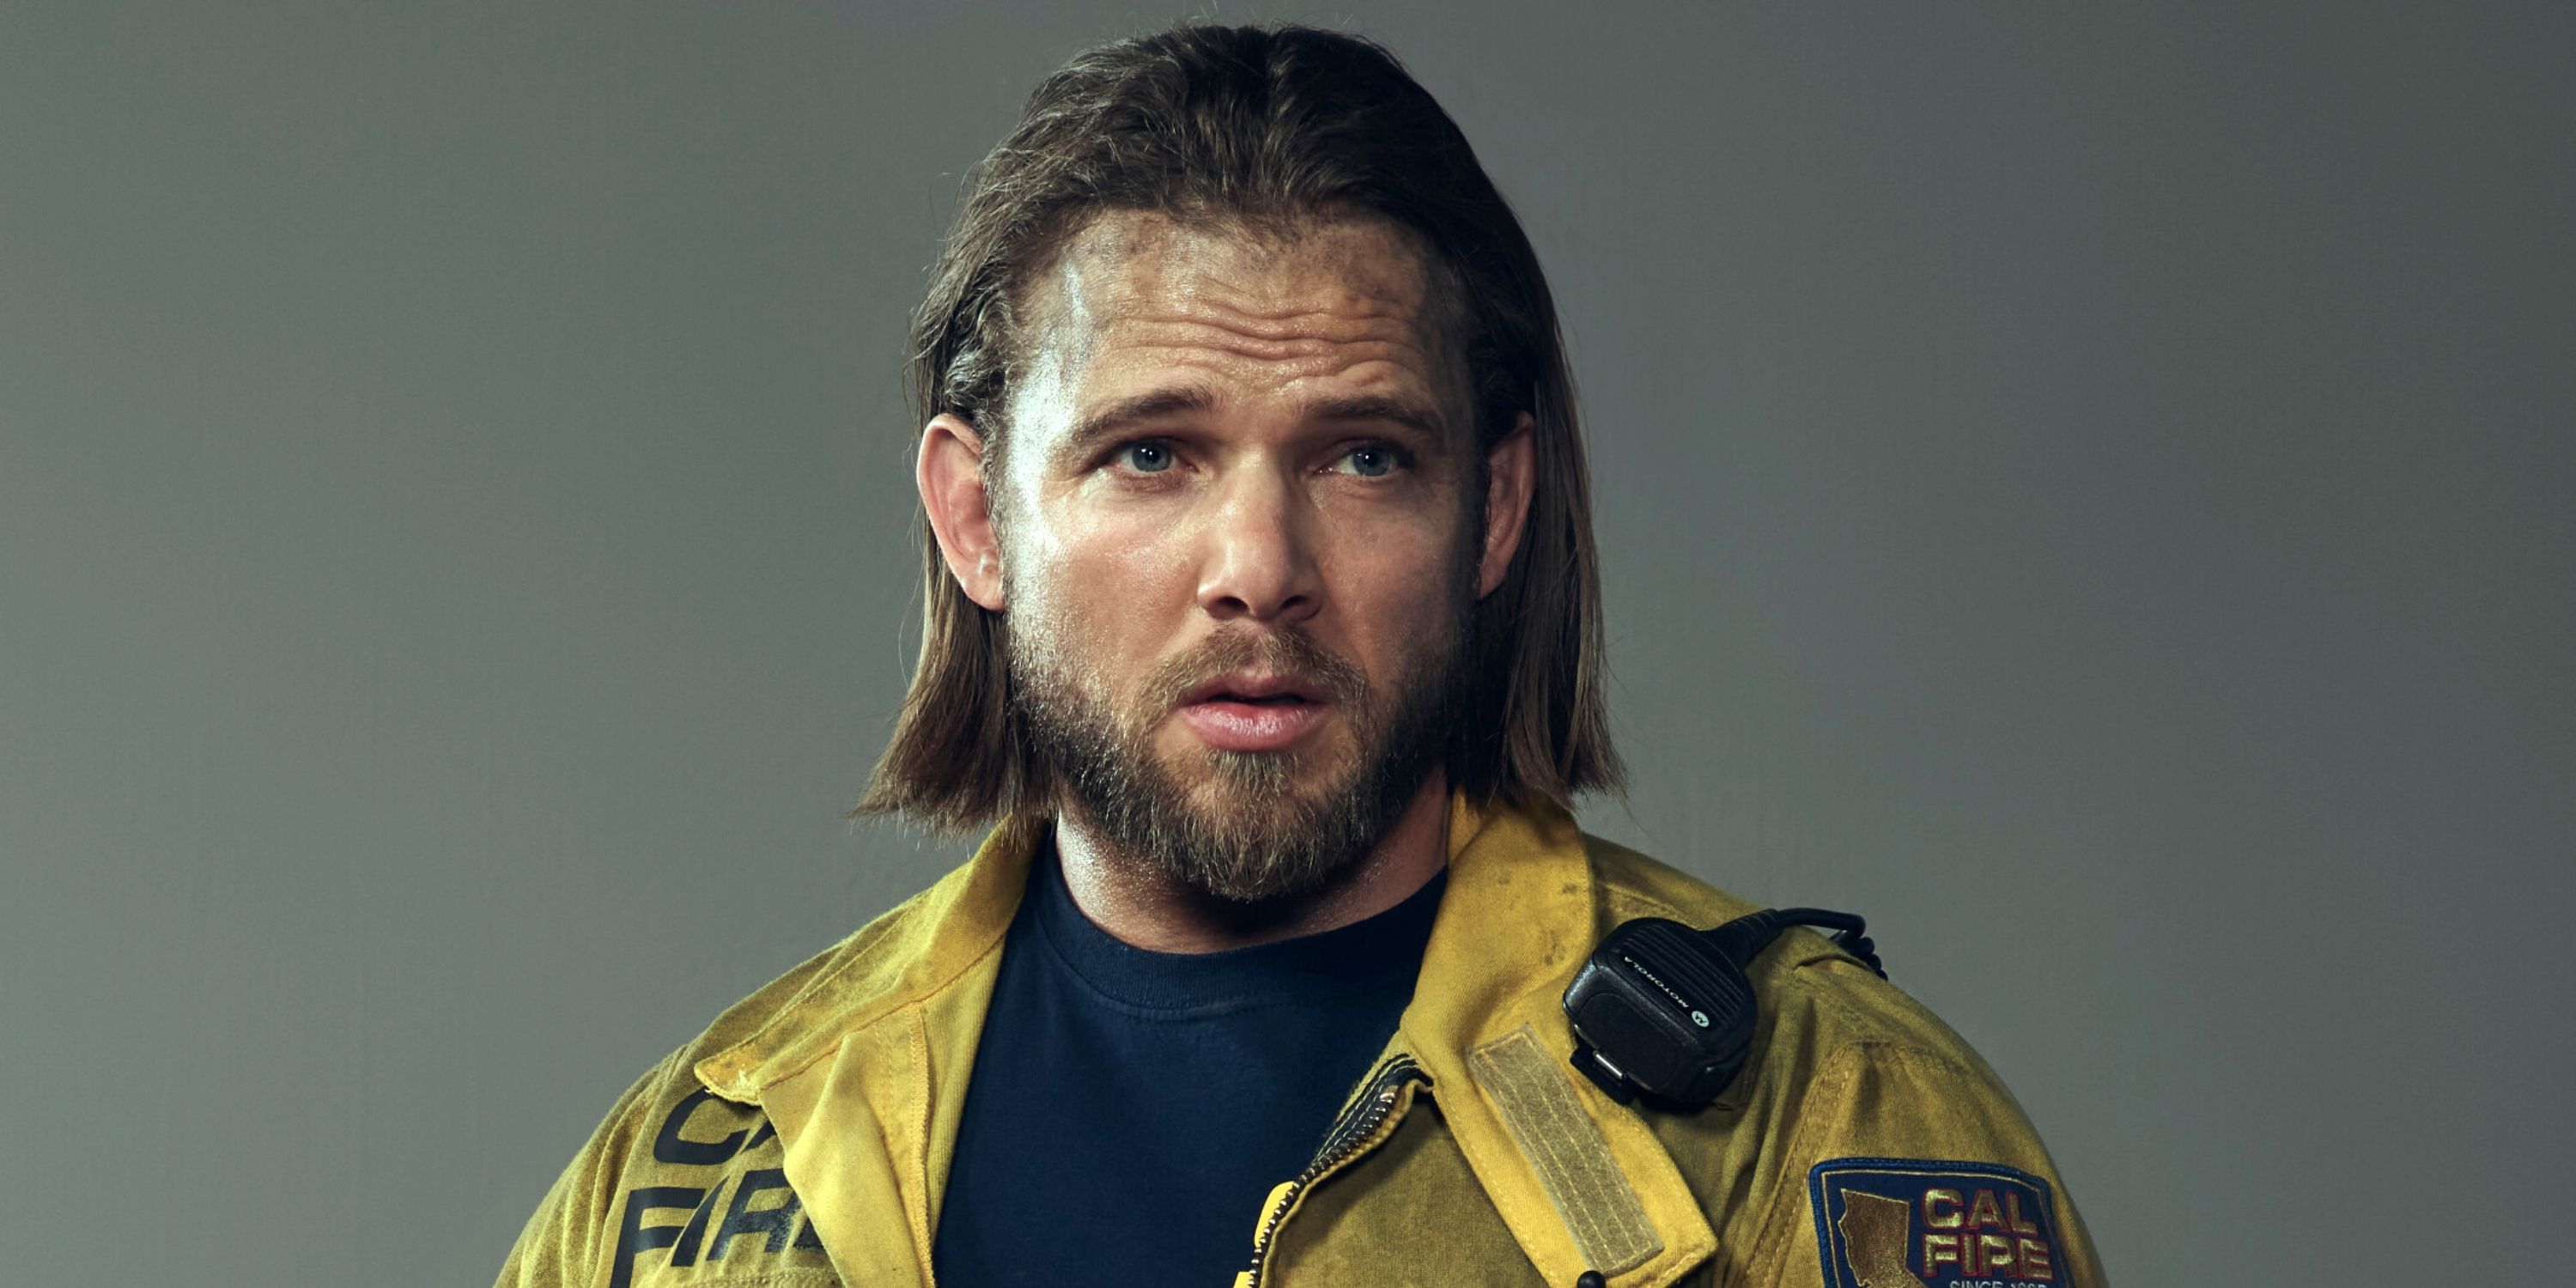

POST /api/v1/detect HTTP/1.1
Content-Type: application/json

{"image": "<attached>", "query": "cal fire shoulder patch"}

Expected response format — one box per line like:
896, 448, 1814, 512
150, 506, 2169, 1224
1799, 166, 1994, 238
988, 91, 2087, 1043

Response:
1808, 1157, 2063, 1288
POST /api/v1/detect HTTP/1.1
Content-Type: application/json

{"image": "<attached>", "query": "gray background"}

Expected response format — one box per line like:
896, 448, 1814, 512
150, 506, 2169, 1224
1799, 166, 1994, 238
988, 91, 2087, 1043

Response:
4, 2, 2567, 1284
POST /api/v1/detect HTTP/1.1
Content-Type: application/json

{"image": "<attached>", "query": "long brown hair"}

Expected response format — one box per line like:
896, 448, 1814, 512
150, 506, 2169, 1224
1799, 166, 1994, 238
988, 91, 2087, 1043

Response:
858, 23, 1623, 829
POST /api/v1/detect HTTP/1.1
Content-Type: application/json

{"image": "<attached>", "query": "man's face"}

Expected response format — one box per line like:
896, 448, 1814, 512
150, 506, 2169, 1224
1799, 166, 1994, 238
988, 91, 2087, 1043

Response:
981, 212, 1489, 902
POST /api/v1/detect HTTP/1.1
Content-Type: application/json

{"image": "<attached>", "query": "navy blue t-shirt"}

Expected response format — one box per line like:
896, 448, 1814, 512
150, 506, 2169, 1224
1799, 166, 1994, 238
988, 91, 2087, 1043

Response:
930, 845, 1445, 1286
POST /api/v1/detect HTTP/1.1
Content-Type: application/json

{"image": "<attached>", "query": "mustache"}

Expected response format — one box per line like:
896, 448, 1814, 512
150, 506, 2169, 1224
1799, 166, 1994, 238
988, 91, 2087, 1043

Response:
1143, 628, 1370, 714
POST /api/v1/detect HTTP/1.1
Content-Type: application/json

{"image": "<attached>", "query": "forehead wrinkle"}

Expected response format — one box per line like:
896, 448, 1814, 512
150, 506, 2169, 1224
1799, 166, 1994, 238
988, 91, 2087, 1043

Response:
1114, 320, 1434, 370
1127, 356, 1433, 406
1105, 259, 1428, 329
1126, 301, 1423, 344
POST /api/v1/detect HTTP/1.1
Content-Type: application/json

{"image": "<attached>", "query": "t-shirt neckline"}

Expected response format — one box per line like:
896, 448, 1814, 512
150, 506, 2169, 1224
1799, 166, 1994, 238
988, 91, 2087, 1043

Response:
1024, 841, 1448, 1018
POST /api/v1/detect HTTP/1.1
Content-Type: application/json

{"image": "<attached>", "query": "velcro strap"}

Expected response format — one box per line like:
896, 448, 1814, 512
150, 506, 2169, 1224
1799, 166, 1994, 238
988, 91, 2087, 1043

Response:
1468, 1025, 1662, 1276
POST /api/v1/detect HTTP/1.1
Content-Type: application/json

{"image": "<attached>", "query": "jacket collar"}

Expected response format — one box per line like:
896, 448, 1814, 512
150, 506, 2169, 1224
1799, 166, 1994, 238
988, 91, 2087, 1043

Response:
1401, 793, 1719, 1286
691, 796, 1716, 1286
691, 814, 1042, 1103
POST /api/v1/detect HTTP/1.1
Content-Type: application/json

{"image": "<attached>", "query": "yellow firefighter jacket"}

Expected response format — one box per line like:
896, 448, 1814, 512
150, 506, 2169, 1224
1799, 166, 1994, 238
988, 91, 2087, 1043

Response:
497, 794, 2104, 1288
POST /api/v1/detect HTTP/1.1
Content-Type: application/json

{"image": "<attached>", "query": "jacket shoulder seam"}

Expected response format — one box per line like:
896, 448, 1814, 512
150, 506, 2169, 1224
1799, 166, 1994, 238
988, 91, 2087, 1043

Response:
1732, 1040, 1867, 1283
1728, 1036, 1985, 1287
1787, 959, 1983, 1069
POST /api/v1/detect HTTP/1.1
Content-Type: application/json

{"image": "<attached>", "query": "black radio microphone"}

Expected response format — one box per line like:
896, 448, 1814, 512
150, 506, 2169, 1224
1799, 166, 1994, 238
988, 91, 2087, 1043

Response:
1561, 908, 1885, 1108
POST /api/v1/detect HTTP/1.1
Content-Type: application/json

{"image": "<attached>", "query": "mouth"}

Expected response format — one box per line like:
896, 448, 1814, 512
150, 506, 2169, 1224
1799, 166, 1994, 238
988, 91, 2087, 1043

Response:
1176, 673, 1331, 752
1178, 673, 1327, 708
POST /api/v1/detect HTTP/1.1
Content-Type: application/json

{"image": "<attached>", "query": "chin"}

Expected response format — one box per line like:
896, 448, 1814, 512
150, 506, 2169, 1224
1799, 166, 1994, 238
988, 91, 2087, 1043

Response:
1095, 724, 1420, 906
1188, 746, 1351, 811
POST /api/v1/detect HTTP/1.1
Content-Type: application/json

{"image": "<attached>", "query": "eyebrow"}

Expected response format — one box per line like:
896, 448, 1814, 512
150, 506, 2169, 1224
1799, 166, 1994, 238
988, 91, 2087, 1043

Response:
1304, 394, 1450, 443
1060, 388, 1451, 462
1063, 386, 1218, 460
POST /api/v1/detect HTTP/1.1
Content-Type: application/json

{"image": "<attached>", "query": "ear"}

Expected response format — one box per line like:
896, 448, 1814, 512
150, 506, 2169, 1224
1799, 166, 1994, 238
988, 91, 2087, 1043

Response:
919, 413, 1007, 611
1476, 414, 1538, 598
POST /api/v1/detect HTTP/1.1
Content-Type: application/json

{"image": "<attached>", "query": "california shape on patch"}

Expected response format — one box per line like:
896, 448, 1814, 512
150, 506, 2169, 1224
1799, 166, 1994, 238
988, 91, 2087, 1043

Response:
1808, 1157, 2064, 1288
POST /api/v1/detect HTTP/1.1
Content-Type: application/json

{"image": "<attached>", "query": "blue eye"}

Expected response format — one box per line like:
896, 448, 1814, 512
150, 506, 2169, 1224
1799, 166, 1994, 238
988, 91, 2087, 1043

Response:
1120, 441, 1174, 473
1337, 445, 1399, 477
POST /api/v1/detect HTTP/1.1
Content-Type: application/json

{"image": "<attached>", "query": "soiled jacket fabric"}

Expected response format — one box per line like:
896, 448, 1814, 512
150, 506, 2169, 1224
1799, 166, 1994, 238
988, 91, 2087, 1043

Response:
498, 795, 2104, 1288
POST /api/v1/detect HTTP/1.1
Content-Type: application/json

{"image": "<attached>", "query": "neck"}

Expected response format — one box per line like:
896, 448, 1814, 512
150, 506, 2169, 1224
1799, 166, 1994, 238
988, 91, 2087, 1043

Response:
1052, 771, 1452, 954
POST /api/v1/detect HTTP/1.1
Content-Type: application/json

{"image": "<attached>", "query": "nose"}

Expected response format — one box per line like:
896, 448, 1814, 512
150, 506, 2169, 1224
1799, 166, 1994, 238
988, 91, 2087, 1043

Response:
1194, 465, 1322, 625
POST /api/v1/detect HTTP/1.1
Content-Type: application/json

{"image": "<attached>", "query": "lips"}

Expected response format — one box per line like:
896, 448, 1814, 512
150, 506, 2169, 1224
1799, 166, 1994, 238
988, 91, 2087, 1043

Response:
1177, 671, 1327, 706
1177, 671, 1330, 752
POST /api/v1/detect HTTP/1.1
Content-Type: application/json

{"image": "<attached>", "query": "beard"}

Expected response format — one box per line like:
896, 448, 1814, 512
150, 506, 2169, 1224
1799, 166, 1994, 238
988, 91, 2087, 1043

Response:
1008, 601, 1474, 904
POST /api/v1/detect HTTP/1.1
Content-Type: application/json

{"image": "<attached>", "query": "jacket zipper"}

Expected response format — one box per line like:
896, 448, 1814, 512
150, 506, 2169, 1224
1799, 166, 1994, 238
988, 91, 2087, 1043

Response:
1241, 1054, 1431, 1287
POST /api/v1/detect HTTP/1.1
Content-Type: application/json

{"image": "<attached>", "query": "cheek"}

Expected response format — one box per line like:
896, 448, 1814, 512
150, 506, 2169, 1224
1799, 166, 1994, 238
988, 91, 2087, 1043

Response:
1008, 505, 1195, 665
1321, 516, 1471, 659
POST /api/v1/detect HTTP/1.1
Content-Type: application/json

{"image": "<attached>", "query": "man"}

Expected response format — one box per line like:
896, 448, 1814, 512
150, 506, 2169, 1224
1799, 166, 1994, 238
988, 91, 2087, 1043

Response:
499, 24, 2102, 1288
